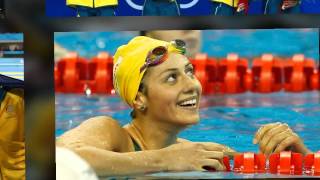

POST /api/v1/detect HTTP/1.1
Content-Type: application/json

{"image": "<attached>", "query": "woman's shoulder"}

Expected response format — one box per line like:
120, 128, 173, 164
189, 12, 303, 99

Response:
81, 116, 123, 129
57, 116, 130, 151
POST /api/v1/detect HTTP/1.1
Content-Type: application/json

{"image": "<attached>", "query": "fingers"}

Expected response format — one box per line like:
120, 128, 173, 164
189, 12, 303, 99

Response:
282, 0, 298, 9
253, 122, 281, 144
200, 142, 236, 153
237, 4, 245, 12
202, 150, 224, 160
273, 133, 299, 153
258, 123, 289, 152
199, 142, 227, 152
261, 128, 292, 156
200, 159, 225, 171
254, 122, 307, 156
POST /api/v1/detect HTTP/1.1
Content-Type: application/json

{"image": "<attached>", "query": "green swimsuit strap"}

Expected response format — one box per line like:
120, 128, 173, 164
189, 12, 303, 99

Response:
0, 86, 6, 103
130, 137, 142, 152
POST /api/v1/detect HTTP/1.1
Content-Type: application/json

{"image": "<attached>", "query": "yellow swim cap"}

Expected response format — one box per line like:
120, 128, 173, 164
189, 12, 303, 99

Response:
113, 36, 179, 107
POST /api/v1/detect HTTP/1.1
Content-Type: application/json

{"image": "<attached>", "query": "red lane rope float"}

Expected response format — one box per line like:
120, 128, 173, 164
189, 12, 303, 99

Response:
87, 52, 114, 94
216, 53, 249, 94
56, 52, 88, 93
54, 66, 61, 92
319, 65, 320, 90
54, 52, 319, 94
284, 54, 318, 92
251, 54, 283, 93
205, 151, 320, 176
269, 151, 303, 175
190, 53, 217, 95
304, 151, 320, 176
234, 152, 266, 173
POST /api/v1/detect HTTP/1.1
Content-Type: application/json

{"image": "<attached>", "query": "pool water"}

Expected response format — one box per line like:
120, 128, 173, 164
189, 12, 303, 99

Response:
0, 58, 24, 80
55, 29, 319, 61
56, 91, 320, 178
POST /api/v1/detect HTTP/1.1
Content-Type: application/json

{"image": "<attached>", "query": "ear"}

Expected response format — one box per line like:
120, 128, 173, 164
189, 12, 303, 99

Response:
133, 92, 148, 111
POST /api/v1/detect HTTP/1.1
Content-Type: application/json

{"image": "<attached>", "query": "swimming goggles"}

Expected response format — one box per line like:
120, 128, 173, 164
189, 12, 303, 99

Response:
140, 39, 186, 73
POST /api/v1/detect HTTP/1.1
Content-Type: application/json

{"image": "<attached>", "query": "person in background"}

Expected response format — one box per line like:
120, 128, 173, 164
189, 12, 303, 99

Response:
143, 0, 180, 16
264, 0, 300, 14
211, 0, 249, 15
0, 77, 25, 179
0, 0, 4, 18
66, 0, 118, 17
144, 30, 201, 58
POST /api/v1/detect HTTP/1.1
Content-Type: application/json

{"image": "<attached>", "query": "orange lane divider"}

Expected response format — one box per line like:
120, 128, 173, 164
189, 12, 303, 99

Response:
208, 151, 320, 176
56, 52, 88, 93
251, 54, 283, 93
55, 52, 319, 94
269, 151, 303, 175
216, 53, 249, 94
87, 52, 114, 94
233, 152, 266, 173
284, 54, 318, 92
304, 151, 320, 176
190, 53, 217, 95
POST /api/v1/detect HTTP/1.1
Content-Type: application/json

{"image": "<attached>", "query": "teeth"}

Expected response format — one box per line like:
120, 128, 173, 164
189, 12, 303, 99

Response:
179, 99, 197, 106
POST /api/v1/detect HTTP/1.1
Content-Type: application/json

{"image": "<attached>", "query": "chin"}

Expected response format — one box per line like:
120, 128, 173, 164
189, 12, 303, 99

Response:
176, 114, 200, 126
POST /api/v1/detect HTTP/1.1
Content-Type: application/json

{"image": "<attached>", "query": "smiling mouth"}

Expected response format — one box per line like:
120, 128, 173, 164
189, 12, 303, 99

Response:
177, 97, 198, 109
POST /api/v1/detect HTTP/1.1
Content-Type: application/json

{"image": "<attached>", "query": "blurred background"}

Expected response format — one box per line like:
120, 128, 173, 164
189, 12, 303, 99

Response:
47, 0, 320, 17
54, 29, 319, 60
0, 33, 24, 80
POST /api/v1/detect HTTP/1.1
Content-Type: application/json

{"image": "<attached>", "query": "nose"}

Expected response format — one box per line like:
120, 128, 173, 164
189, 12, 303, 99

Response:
181, 73, 202, 95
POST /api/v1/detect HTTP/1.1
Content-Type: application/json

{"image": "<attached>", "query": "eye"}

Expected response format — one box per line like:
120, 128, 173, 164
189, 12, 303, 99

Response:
186, 67, 194, 77
166, 73, 177, 83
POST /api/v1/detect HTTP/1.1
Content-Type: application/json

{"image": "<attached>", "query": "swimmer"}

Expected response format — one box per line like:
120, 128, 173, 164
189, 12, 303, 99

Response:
211, 0, 248, 15
57, 36, 311, 176
66, 0, 118, 17
264, 0, 300, 14
142, 0, 180, 16
0, 0, 4, 18
0, 83, 25, 179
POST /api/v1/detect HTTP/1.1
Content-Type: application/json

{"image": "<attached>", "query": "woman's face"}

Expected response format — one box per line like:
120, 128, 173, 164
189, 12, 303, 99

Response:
142, 52, 202, 126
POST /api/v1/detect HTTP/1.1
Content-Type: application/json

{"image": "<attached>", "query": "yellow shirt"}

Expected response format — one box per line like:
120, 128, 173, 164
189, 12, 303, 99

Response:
0, 88, 25, 180
212, 0, 239, 7
66, 0, 118, 8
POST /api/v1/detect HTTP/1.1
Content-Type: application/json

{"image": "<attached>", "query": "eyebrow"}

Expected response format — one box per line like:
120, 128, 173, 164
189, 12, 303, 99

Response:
159, 62, 193, 76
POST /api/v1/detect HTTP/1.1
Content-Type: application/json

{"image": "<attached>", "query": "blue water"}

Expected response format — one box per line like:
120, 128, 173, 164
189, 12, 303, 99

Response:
0, 58, 24, 80
56, 91, 320, 178
0, 33, 24, 80
54, 29, 319, 61
202, 29, 319, 60
0, 33, 23, 41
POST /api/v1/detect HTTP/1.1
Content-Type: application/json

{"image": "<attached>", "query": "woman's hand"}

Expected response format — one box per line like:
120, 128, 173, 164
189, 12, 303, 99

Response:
253, 122, 311, 156
282, 0, 299, 10
161, 142, 234, 172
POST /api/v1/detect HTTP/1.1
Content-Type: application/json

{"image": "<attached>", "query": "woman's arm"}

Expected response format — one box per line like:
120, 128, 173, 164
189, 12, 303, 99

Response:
73, 141, 231, 176
57, 117, 167, 176
73, 145, 168, 176
57, 117, 229, 176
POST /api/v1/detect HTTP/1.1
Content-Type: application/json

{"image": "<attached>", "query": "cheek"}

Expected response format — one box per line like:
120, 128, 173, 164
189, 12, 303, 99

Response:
148, 85, 177, 109
194, 78, 202, 94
